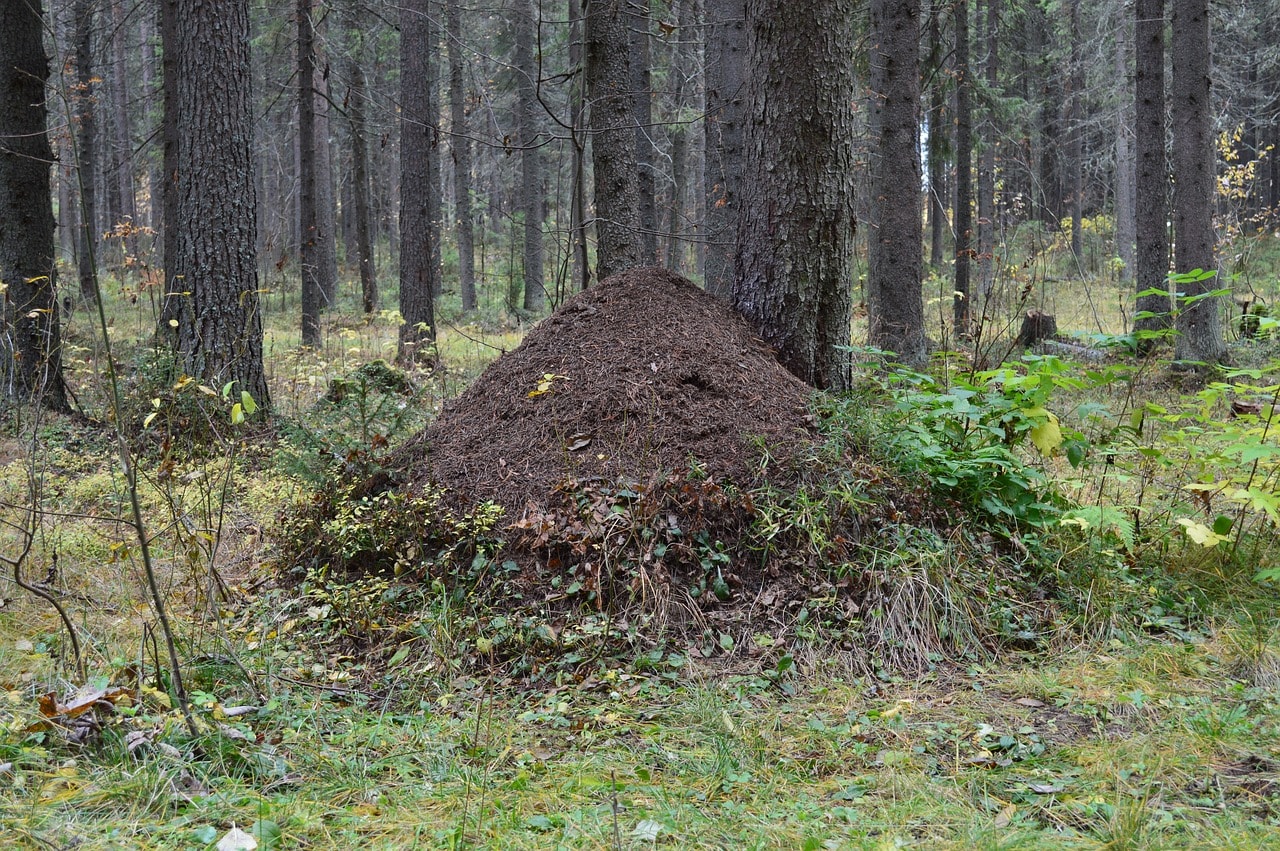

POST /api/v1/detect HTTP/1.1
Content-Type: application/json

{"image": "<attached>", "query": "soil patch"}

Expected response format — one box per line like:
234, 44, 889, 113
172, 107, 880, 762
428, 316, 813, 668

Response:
389, 266, 817, 515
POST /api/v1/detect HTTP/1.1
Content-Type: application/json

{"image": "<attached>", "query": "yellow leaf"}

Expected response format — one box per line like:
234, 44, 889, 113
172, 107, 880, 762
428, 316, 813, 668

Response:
1176, 518, 1228, 548
1027, 409, 1063, 456
231, 403, 244, 425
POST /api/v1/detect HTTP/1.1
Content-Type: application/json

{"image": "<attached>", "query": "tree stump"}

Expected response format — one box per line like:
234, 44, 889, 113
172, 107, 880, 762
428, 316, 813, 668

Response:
1016, 310, 1058, 347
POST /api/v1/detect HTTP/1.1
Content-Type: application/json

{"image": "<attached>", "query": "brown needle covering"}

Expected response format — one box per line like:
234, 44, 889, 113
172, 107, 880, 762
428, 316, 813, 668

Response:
390, 266, 818, 516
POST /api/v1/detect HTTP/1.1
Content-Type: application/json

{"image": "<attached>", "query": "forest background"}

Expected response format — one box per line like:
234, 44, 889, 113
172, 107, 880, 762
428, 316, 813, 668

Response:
4, 0, 1280, 847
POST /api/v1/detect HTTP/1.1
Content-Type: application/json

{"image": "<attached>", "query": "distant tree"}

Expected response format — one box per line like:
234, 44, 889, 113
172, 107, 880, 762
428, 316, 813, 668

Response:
584, 0, 641, 281
399, 0, 439, 363
1134, 0, 1171, 352
953, 0, 973, 335
1067, 0, 1083, 267
1171, 0, 1223, 366
926, 7, 947, 271
703, 0, 747, 296
514, 0, 545, 310
867, 0, 926, 366
345, 46, 377, 314
73, 0, 98, 302
1114, 11, 1137, 283
298, 0, 324, 346
976, 0, 998, 297
733, 0, 856, 390
165, 0, 269, 405
0, 0, 70, 410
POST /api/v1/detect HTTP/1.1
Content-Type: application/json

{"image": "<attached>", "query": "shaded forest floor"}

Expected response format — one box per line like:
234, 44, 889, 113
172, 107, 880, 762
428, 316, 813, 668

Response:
3, 271, 1280, 847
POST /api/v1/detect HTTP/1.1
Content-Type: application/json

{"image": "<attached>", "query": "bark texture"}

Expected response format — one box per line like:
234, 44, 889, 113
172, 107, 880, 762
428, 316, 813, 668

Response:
0, 0, 69, 409
1134, 0, 1170, 344
399, 0, 439, 363
514, 0, 545, 310
169, 0, 269, 405
703, 0, 746, 296
585, 0, 640, 281
298, 0, 322, 346
953, 0, 973, 334
446, 0, 476, 310
1171, 0, 1223, 366
74, 0, 98, 301
346, 53, 377, 313
867, 0, 926, 366
733, 0, 856, 391
1114, 13, 1137, 282
631, 2, 657, 264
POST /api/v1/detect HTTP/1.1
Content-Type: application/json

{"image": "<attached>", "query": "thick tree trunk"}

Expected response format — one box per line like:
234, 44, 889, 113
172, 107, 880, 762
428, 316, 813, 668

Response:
0, 0, 70, 410
1171, 0, 1223, 366
702, 0, 746, 296
867, 0, 926, 366
399, 0, 438, 363
585, 0, 641, 281
631, 1, 657, 265
298, 0, 322, 346
1134, 0, 1170, 346
160, 0, 177, 294
733, 0, 856, 391
169, 0, 269, 405
515, 0, 545, 310
569, 0, 590, 289
446, 0, 476, 310
1115, 12, 1137, 283
74, 0, 98, 301
953, 0, 973, 335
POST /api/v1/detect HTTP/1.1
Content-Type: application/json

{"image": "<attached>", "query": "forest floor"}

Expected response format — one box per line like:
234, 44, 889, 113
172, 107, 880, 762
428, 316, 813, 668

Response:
2, 270, 1280, 848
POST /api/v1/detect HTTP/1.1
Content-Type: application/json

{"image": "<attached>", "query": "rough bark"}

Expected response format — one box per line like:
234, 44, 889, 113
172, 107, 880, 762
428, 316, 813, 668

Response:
733, 0, 856, 391
867, 0, 926, 366
927, 6, 946, 270
702, 0, 746, 296
1171, 0, 1223, 366
160, 0, 177, 293
1114, 12, 1137, 282
0, 0, 70, 410
631, 1, 657, 264
569, 0, 590, 289
74, 0, 98, 301
446, 0, 476, 310
585, 0, 641, 281
399, 0, 438, 363
515, 0, 545, 310
953, 0, 973, 335
298, 0, 322, 346
168, 0, 269, 406
1134, 0, 1170, 345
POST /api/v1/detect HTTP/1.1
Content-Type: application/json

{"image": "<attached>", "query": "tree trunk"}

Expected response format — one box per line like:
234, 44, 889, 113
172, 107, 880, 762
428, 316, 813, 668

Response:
298, 0, 322, 346
867, 0, 925, 366
702, 0, 746, 296
569, 0, 590, 289
1134, 0, 1170, 346
168, 0, 269, 406
927, 5, 946, 270
160, 0, 177, 294
446, 0, 476, 310
733, 0, 856, 391
314, 64, 339, 307
346, 51, 377, 314
585, 0, 641, 281
976, 0, 998, 297
1067, 0, 1083, 267
953, 0, 973, 335
631, 0, 657, 265
0, 0, 70, 410
1114, 10, 1137, 283
74, 0, 98, 301
1171, 0, 1223, 366
515, 0, 545, 310
399, 0, 439, 363
109, 0, 136, 258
